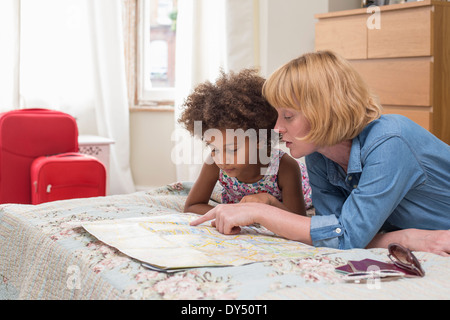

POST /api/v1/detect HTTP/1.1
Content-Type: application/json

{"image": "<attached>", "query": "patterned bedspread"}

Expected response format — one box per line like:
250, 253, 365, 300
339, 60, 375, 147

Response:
0, 182, 448, 300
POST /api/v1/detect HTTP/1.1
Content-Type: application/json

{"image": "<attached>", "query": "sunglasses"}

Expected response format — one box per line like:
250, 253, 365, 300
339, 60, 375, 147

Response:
342, 243, 425, 282
388, 243, 425, 277
342, 268, 404, 282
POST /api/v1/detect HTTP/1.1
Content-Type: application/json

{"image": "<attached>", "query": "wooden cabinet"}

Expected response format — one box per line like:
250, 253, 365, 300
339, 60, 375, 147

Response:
315, 14, 368, 59
315, 0, 450, 144
367, 6, 432, 58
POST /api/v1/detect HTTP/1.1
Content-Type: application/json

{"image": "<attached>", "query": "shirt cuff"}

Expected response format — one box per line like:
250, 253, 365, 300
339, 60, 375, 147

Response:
310, 215, 344, 249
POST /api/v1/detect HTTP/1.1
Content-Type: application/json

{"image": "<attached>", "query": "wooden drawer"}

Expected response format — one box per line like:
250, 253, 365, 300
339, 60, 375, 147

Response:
368, 6, 432, 58
315, 14, 367, 60
382, 105, 432, 131
351, 57, 432, 106
315, 1, 450, 145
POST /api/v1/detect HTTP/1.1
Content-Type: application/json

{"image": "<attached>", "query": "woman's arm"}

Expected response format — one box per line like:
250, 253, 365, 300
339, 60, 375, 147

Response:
183, 161, 220, 215
367, 229, 450, 257
306, 138, 429, 250
190, 202, 313, 245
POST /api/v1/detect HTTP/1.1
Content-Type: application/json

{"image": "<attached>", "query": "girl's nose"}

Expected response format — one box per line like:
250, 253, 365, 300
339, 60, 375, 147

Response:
212, 151, 234, 165
225, 152, 234, 164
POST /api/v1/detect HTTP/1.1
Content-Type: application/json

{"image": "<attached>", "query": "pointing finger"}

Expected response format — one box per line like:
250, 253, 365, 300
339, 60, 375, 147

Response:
190, 210, 216, 226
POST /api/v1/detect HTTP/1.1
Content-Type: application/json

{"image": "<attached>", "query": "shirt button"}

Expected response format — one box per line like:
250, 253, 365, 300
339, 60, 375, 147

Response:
335, 228, 342, 234
348, 176, 352, 181
353, 185, 358, 189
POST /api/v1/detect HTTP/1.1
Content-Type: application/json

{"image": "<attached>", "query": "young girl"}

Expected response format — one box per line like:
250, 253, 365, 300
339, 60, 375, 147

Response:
178, 69, 312, 216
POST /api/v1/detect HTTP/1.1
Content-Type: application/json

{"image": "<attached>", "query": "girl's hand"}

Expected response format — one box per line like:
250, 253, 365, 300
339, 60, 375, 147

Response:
240, 193, 293, 213
190, 203, 259, 235
239, 193, 275, 205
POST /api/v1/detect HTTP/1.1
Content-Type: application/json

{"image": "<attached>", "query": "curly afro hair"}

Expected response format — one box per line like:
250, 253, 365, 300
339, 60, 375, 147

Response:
178, 68, 278, 138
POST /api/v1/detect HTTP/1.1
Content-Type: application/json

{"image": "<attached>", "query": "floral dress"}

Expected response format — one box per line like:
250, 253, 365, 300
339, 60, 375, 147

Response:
219, 149, 313, 209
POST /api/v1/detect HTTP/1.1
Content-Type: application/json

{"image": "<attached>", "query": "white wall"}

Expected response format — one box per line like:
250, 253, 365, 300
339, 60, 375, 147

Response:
258, 0, 361, 76
258, 0, 328, 77
328, 0, 361, 13
129, 0, 360, 189
130, 110, 177, 190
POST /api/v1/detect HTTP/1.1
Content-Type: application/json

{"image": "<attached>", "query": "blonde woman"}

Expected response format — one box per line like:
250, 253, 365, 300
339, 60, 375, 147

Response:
191, 51, 450, 256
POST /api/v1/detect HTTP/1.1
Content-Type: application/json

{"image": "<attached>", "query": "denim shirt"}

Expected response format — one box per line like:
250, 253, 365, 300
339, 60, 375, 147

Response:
306, 114, 450, 250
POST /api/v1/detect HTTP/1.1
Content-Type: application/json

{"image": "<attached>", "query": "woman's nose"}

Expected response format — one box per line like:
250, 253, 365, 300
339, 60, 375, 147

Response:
274, 120, 285, 134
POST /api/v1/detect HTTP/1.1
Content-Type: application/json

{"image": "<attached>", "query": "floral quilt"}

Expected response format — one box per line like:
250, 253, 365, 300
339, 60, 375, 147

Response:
0, 182, 448, 300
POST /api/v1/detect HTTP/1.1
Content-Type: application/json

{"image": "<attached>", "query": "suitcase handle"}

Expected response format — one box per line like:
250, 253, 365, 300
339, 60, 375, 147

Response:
33, 182, 53, 193
17, 108, 49, 111
52, 152, 85, 158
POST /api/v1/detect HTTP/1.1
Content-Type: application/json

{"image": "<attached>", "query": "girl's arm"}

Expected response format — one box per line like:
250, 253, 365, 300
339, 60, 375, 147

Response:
276, 154, 307, 215
239, 154, 306, 215
183, 161, 220, 215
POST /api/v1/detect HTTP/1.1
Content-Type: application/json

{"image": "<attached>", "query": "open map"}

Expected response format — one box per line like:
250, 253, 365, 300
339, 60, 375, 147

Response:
82, 213, 321, 271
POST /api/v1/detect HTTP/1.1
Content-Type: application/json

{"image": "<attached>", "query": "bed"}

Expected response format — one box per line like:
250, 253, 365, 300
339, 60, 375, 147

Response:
1, 181, 448, 300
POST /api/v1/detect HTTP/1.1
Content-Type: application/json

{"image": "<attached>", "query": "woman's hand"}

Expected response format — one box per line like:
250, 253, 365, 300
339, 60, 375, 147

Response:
404, 229, 450, 256
368, 229, 450, 256
190, 202, 313, 245
190, 203, 259, 235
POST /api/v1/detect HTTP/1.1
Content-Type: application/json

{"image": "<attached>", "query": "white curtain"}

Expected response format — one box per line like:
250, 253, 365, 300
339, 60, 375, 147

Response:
0, 0, 20, 111
173, 0, 259, 181
0, 0, 135, 195
86, 0, 135, 195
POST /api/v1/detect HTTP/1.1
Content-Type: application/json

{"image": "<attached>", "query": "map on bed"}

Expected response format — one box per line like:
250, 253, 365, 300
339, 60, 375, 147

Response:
81, 214, 323, 271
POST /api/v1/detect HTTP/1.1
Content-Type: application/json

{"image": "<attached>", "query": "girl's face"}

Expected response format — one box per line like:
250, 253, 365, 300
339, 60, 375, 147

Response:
205, 129, 260, 179
274, 108, 317, 159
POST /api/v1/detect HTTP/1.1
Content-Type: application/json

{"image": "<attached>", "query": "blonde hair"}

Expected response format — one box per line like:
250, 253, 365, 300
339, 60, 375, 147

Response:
262, 51, 382, 147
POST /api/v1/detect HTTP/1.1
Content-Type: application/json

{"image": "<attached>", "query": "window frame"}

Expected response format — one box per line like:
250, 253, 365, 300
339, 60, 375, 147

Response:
122, 0, 175, 110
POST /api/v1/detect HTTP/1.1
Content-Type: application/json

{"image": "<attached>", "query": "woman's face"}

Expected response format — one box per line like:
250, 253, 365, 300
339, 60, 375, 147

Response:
274, 108, 317, 159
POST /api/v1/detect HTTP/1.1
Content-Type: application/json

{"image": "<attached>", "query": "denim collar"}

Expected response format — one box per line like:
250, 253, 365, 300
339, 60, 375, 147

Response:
348, 137, 362, 174
325, 137, 362, 188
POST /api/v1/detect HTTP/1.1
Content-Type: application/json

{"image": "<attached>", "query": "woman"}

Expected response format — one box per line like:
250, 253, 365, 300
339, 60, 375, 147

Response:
191, 51, 450, 256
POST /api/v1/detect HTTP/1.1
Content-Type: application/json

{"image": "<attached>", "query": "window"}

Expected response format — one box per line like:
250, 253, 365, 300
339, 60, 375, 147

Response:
125, 0, 177, 108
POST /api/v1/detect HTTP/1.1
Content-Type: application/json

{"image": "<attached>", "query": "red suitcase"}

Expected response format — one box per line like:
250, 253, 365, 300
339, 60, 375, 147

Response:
0, 109, 78, 204
31, 153, 106, 204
